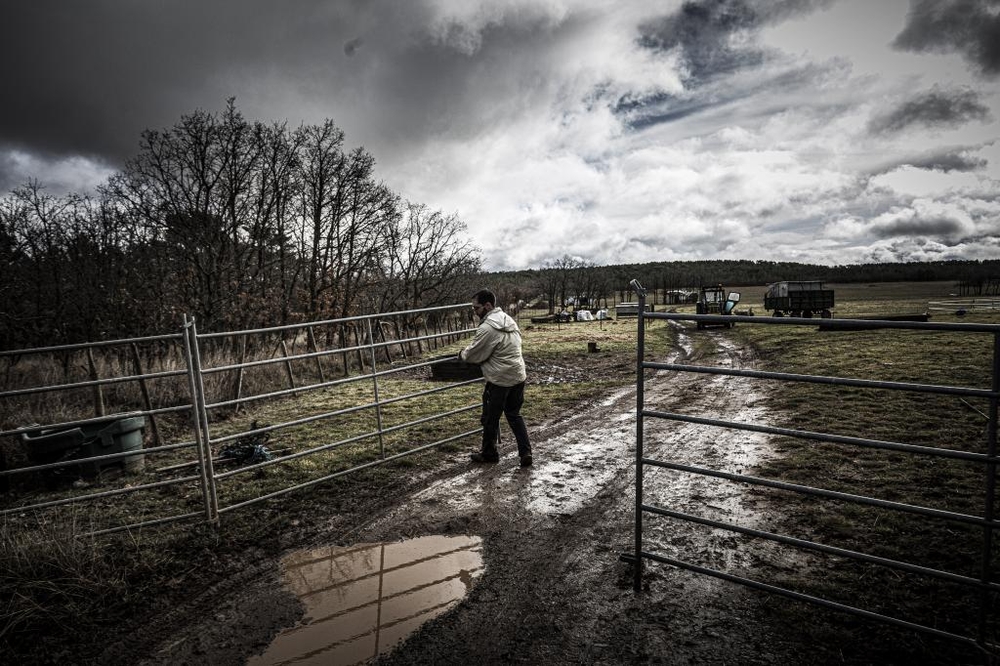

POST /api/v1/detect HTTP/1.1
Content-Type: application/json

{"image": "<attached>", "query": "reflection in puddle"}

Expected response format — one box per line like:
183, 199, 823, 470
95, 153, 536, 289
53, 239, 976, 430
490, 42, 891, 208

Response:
248, 535, 483, 666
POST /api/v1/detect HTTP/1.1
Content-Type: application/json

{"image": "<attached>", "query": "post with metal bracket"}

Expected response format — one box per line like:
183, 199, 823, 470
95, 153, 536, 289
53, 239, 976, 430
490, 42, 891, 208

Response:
186, 316, 220, 524
630, 278, 647, 592
183, 315, 217, 525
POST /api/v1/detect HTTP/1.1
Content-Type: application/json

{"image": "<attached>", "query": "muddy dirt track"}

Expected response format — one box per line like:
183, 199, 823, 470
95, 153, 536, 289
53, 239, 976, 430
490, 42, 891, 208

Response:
95, 325, 947, 665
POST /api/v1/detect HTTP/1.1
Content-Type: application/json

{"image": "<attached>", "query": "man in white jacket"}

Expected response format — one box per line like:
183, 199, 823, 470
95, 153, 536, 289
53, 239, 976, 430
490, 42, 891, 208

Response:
459, 289, 533, 467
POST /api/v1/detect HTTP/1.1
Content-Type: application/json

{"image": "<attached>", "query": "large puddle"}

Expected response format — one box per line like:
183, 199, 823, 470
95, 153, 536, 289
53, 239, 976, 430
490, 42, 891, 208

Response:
248, 535, 483, 666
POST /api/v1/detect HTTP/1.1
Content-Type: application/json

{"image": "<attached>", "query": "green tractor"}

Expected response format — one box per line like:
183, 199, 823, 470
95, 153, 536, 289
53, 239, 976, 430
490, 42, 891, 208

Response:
696, 284, 740, 329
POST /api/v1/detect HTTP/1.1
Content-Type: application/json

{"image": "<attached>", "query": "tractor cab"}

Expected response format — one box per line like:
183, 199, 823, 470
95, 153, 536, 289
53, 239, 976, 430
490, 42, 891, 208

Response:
696, 284, 740, 328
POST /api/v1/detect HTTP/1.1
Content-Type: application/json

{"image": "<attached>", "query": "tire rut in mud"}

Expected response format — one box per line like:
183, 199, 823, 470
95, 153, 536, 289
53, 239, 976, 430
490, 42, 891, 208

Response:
366, 324, 808, 665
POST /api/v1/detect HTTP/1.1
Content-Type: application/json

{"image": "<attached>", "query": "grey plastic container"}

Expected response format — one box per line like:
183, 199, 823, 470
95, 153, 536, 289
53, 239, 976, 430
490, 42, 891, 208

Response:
21, 413, 146, 477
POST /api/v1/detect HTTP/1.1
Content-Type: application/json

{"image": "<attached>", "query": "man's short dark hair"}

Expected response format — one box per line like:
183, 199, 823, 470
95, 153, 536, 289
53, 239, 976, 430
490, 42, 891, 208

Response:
474, 289, 496, 307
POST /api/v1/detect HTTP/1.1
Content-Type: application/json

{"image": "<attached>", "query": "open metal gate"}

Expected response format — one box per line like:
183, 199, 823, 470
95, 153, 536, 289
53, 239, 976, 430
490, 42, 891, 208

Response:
1, 303, 480, 537
626, 279, 1000, 656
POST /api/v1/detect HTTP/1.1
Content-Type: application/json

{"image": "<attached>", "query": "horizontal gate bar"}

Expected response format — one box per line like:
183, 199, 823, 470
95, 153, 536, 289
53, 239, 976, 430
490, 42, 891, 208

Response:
642, 311, 1000, 333
196, 302, 469, 340
0, 368, 189, 399
213, 403, 480, 480
0, 405, 192, 439
85, 510, 206, 538
643, 457, 993, 528
206, 371, 373, 410
202, 328, 474, 375
217, 427, 483, 514
209, 378, 481, 446
0, 473, 203, 515
637, 550, 993, 655
641, 408, 993, 464
642, 503, 1000, 592
0, 332, 184, 357
642, 361, 996, 400
0, 438, 197, 477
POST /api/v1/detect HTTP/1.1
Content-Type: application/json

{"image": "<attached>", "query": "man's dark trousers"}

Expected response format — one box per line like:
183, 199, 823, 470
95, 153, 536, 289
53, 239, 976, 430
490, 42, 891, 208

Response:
481, 381, 531, 458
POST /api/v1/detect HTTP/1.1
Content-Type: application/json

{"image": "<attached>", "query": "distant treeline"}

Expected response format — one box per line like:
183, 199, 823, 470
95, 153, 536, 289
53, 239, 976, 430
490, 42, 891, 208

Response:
481, 257, 1000, 313
0, 100, 481, 351
607, 258, 1000, 291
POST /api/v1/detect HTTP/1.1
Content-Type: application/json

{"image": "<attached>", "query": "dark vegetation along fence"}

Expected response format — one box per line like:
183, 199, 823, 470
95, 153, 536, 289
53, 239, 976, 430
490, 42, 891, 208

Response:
0, 304, 480, 537
627, 279, 1000, 658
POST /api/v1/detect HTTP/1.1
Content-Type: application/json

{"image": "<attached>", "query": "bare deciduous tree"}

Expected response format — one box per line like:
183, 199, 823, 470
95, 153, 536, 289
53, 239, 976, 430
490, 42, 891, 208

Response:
0, 100, 486, 350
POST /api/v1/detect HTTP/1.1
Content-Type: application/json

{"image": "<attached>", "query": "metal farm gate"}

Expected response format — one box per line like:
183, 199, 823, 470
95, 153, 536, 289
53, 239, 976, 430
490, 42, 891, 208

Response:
626, 280, 1000, 656
0, 304, 481, 537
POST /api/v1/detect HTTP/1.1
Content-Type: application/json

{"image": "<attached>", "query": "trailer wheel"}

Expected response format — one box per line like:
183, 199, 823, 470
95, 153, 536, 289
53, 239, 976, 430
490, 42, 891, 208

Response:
821, 309, 832, 319
773, 311, 784, 317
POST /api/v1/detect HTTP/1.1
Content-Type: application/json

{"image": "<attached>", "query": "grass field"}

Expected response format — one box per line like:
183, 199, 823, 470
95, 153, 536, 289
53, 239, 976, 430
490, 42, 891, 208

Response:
717, 281, 1000, 658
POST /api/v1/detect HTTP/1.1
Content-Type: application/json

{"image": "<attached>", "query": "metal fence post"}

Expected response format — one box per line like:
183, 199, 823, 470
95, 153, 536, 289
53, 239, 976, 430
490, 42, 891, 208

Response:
183, 315, 216, 524
630, 278, 647, 592
187, 317, 219, 524
367, 318, 386, 459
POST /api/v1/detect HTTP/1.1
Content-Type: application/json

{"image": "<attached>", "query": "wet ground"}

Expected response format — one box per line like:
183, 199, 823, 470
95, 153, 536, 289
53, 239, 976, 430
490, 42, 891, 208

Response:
248, 535, 484, 665
122, 324, 826, 665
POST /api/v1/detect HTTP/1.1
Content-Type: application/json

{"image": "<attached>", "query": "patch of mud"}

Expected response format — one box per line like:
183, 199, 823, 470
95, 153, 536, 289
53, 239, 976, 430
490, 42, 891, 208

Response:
638, 330, 814, 587
360, 324, 820, 665
121, 323, 826, 666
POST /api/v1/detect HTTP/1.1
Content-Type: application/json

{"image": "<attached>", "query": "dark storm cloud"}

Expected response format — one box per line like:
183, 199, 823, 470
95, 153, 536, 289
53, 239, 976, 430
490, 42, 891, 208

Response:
4, 0, 536, 170
620, 95, 715, 129
637, 0, 832, 83
874, 215, 967, 238
902, 150, 988, 172
868, 87, 990, 134
892, 0, 1000, 77
1, 0, 361, 162
619, 0, 835, 129
618, 59, 834, 130
0, 0, 581, 183
869, 147, 989, 175
638, 1, 763, 83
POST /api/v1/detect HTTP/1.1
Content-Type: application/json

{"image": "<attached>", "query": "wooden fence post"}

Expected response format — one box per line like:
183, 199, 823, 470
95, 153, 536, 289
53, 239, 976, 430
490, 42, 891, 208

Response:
354, 324, 366, 372
376, 321, 393, 364
308, 326, 326, 383
233, 336, 248, 413
130, 343, 161, 446
86, 347, 106, 417
280, 339, 297, 389
338, 325, 350, 376
393, 320, 408, 361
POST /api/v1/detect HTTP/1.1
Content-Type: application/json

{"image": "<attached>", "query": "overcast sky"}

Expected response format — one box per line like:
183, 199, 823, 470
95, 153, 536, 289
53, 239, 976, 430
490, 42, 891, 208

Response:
3, 0, 999, 271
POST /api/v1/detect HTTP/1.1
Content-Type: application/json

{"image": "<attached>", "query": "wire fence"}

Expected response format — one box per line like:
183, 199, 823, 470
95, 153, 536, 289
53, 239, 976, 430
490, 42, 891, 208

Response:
928, 298, 1000, 314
